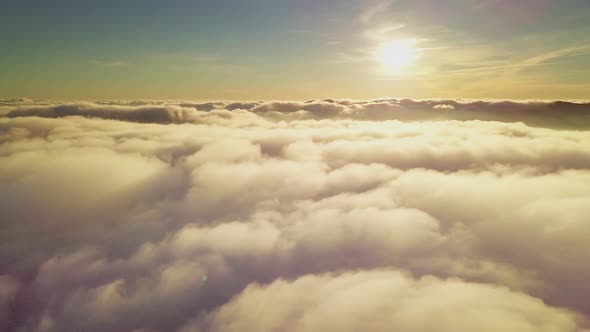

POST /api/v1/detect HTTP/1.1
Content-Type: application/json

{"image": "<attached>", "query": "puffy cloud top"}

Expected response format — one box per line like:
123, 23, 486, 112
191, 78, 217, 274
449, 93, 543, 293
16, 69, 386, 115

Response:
1, 99, 590, 331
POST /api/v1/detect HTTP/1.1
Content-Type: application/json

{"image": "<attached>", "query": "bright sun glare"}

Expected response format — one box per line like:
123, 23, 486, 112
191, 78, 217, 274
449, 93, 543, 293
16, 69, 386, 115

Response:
378, 40, 417, 74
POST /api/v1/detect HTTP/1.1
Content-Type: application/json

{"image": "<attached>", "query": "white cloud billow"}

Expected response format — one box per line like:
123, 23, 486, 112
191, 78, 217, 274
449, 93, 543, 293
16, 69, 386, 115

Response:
1, 98, 589, 331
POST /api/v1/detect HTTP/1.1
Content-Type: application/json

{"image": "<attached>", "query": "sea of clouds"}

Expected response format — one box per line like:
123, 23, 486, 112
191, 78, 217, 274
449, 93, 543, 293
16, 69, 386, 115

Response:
1, 98, 590, 331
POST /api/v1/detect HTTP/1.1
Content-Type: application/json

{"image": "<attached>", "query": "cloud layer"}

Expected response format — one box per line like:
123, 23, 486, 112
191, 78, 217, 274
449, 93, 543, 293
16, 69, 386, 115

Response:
3, 98, 590, 129
1, 99, 590, 331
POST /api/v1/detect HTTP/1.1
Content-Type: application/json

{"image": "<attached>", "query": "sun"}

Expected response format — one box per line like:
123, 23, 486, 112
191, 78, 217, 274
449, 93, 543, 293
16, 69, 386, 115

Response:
378, 40, 418, 74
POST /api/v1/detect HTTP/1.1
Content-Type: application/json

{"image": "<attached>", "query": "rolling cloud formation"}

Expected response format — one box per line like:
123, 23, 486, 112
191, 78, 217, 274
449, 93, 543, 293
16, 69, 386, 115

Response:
1, 98, 590, 331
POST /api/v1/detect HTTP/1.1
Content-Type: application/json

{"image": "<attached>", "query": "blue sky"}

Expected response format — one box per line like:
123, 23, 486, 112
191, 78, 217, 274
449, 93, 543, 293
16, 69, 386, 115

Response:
1, 0, 590, 100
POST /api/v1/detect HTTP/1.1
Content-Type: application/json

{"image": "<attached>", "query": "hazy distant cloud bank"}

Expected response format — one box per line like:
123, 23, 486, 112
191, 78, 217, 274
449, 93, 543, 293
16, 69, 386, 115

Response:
1, 99, 590, 331
3, 97, 590, 129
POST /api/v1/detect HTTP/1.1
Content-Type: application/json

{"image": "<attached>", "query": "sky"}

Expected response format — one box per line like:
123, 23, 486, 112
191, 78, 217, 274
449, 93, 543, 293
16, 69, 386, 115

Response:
1, 0, 590, 100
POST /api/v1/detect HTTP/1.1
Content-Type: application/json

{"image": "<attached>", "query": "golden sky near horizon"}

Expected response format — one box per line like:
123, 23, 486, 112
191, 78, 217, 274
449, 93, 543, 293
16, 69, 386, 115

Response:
1, 0, 590, 100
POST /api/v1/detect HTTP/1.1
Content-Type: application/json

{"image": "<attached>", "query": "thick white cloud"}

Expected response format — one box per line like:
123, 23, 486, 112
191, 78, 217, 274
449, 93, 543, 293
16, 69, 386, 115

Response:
194, 271, 578, 332
433, 103, 455, 110
0, 99, 589, 331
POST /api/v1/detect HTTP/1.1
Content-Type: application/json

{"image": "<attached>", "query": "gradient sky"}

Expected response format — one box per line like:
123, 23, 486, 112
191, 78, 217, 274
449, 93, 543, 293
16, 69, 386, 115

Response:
2, 0, 590, 100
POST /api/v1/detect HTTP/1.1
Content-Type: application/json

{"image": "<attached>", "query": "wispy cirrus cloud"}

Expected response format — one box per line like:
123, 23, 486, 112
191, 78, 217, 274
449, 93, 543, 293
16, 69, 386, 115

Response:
89, 60, 129, 67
